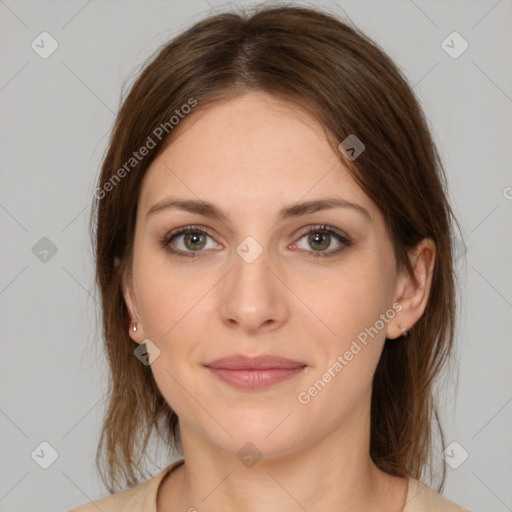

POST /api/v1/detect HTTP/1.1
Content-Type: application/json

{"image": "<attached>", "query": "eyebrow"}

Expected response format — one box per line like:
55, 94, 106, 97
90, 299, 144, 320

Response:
146, 197, 372, 223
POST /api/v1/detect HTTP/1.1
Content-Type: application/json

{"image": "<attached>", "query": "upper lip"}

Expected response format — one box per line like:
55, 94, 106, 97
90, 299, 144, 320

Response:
204, 354, 306, 370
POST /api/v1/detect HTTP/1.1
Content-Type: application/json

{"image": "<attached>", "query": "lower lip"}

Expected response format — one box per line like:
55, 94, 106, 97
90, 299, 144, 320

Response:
206, 367, 306, 390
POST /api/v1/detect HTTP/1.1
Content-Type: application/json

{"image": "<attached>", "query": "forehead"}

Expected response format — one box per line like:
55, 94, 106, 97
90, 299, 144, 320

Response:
139, 92, 374, 218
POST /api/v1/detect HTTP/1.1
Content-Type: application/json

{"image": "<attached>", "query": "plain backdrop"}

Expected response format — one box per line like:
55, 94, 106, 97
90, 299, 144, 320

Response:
0, 1, 511, 511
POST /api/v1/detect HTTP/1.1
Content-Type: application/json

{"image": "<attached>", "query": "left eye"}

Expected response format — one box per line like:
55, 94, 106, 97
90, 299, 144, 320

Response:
291, 225, 351, 257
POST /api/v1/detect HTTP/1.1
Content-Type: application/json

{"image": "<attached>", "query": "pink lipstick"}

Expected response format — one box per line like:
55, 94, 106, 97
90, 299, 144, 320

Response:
204, 354, 307, 390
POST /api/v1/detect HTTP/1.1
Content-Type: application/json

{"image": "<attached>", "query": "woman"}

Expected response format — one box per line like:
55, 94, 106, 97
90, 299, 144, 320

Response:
69, 5, 472, 511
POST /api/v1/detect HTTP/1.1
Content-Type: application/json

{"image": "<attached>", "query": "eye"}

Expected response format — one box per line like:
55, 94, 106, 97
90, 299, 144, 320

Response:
159, 223, 351, 259
159, 225, 220, 257
291, 224, 351, 258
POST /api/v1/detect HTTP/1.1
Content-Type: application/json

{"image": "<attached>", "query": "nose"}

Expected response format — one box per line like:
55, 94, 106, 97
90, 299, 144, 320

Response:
218, 243, 289, 335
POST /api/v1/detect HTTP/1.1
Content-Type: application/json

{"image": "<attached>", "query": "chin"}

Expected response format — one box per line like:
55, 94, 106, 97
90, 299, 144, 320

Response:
202, 415, 310, 463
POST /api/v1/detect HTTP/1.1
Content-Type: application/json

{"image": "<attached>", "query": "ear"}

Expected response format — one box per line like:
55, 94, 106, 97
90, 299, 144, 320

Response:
386, 238, 436, 340
119, 259, 146, 344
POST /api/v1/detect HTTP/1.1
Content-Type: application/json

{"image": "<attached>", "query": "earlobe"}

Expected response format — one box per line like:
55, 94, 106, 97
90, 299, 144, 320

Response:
386, 238, 436, 340
128, 323, 145, 344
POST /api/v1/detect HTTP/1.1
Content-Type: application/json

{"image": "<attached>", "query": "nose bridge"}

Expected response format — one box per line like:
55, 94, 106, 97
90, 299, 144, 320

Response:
219, 235, 288, 332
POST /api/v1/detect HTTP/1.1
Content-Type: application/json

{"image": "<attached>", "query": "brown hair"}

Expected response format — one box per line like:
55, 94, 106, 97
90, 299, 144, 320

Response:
90, 4, 461, 494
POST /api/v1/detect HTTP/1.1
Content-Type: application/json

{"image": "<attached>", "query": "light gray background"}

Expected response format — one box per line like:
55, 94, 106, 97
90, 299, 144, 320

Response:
1, 0, 511, 511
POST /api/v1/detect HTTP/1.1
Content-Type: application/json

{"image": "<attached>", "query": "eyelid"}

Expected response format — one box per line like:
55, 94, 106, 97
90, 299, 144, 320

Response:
164, 224, 216, 242
292, 224, 351, 245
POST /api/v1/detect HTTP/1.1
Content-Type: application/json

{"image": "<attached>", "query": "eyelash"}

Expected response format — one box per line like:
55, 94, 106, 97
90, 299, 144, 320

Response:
159, 224, 351, 259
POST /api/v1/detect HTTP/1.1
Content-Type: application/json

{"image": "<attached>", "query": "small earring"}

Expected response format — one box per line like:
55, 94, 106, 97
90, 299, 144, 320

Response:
132, 323, 137, 333
402, 329, 409, 338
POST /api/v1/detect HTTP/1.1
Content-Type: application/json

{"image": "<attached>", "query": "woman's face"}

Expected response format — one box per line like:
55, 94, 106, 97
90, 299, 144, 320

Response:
124, 91, 419, 460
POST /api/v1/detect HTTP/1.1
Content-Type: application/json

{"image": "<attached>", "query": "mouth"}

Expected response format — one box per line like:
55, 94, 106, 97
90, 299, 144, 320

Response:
204, 354, 307, 391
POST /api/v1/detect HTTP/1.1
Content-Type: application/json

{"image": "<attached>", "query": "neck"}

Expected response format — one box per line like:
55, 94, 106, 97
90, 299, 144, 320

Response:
158, 404, 408, 512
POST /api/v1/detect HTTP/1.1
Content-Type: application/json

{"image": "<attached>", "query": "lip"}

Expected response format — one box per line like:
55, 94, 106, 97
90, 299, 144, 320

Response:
204, 354, 307, 390
205, 354, 306, 370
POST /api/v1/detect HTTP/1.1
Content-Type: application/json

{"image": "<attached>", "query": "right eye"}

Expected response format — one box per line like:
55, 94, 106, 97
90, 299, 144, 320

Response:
159, 225, 221, 257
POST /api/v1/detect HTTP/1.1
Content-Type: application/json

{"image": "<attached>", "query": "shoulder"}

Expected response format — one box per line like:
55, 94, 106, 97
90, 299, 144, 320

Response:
405, 478, 474, 512
67, 459, 184, 512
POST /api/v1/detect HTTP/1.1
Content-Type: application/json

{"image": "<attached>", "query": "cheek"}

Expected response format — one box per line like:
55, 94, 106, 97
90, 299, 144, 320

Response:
290, 256, 392, 399
131, 253, 212, 404
133, 250, 213, 340
134, 270, 205, 417
292, 259, 391, 344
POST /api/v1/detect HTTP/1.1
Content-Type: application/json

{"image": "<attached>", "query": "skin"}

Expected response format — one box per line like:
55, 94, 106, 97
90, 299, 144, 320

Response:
123, 91, 436, 512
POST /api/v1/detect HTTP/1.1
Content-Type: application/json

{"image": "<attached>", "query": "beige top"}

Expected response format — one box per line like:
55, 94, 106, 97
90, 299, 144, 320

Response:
68, 458, 473, 512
